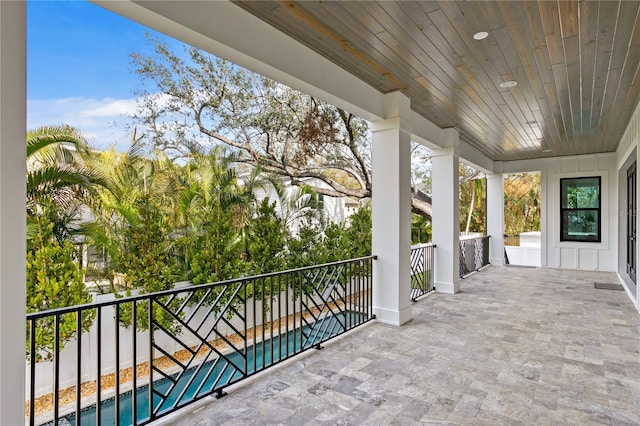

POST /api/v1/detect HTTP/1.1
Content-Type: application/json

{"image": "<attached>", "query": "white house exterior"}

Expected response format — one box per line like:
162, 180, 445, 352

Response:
252, 177, 361, 232
2, 2, 640, 423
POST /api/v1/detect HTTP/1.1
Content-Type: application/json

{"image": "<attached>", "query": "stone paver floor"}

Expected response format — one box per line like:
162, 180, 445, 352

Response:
157, 266, 640, 425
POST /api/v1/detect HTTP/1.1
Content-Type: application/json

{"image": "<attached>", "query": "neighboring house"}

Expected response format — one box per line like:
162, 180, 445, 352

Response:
252, 176, 362, 235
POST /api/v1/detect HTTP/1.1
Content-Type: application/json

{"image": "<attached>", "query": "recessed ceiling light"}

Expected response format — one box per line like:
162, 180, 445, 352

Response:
500, 80, 518, 88
473, 31, 489, 40
542, 149, 552, 153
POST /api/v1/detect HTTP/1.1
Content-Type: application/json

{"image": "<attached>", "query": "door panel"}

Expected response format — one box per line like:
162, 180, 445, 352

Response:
627, 162, 637, 289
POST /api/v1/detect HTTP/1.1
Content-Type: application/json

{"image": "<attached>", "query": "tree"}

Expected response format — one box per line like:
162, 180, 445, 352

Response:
504, 172, 541, 235
82, 131, 159, 283
27, 125, 105, 242
114, 194, 182, 331
26, 126, 103, 360
411, 213, 432, 244
131, 36, 433, 217
340, 206, 372, 259
246, 198, 287, 274
26, 211, 95, 361
179, 147, 253, 284
458, 163, 486, 235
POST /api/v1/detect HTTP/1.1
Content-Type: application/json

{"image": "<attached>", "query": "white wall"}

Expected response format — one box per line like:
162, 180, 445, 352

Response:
503, 153, 618, 272
504, 232, 541, 267
253, 179, 349, 232
542, 154, 617, 271
505, 246, 541, 267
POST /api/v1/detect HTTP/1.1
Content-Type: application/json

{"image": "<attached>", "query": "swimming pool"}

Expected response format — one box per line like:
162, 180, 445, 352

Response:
47, 311, 364, 425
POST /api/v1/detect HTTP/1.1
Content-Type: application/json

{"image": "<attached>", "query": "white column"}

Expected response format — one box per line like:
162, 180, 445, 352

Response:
431, 140, 460, 294
0, 1, 26, 424
486, 172, 505, 265
540, 166, 548, 267
371, 93, 412, 325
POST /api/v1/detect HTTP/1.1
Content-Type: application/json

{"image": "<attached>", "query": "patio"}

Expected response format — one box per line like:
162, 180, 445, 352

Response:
157, 266, 640, 425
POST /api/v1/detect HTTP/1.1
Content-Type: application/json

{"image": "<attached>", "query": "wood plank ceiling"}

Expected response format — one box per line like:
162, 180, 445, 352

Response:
233, 1, 640, 162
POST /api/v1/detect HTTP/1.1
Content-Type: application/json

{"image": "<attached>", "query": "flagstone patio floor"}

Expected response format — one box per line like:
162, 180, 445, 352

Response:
157, 266, 640, 425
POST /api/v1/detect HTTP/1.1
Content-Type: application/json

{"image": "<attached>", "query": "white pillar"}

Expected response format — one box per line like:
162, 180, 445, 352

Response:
431, 140, 460, 294
540, 166, 548, 267
0, 1, 26, 424
486, 172, 505, 265
371, 93, 412, 325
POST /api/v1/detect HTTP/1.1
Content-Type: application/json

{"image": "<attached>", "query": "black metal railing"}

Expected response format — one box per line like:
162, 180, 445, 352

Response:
459, 236, 490, 277
410, 243, 436, 301
26, 256, 375, 426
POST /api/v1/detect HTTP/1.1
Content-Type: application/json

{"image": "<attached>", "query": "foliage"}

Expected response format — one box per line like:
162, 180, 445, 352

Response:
246, 198, 287, 274
81, 132, 154, 283
411, 214, 432, 244
26, 124, 378, 337
459, 177, 486, 235
25, 126, 103, 361
26, 212, 95, 361
113, 195, 182, 331
131, 36, 433, 217
27, 125, 105, 243
182, 148, 251, 284
339, 206, 372, 259
504, 172, 541, 235
285, 219, 326, 270
458, 163, 486, 235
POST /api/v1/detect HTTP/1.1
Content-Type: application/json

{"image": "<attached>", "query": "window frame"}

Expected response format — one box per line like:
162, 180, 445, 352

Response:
560, 176, 602, 243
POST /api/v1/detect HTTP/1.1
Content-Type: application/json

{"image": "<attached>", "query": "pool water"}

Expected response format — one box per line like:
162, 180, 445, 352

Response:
48, 311, 364, 426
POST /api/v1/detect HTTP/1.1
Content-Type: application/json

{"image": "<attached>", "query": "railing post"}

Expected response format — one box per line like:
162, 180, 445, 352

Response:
76, 310, 82, 424
53, 314, 60, 424
29, 320, 36, 426
148, 298, 153, 420
96, 308, 102, 426
423, 246, 427, 294
132, 301, 137, 425
114, 304, 120, 426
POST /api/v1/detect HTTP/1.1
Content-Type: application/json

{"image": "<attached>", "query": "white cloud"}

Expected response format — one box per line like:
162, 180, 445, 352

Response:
27, 96, 139, 150
78, 98, 138, 118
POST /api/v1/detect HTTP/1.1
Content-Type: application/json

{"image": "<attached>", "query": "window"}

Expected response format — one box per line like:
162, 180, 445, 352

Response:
560, 177, 601, 242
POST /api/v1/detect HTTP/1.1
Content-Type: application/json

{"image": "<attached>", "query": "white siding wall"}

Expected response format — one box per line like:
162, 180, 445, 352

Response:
541, 154, 617, 271
616, 100, 640, 165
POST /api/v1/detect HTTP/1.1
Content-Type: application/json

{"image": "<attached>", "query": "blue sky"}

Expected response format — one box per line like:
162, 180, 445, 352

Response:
27, 0, 183, 149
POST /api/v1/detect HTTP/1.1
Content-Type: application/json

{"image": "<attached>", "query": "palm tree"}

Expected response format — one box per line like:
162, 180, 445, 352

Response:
81, 130, 158, 282
27, 125, 105, 242
179, 146, 256, 284
25, 125, 103, 358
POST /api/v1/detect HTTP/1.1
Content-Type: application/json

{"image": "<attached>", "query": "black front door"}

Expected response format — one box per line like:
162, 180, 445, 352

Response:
627, 162, 637, 287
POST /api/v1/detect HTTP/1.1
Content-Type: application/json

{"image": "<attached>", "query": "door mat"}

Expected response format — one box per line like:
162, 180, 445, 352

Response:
594, 282, 625, 291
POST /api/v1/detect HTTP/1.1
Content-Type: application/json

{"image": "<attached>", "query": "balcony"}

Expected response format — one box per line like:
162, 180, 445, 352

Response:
27, 248, 640, 425
155, 266, 639, 425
